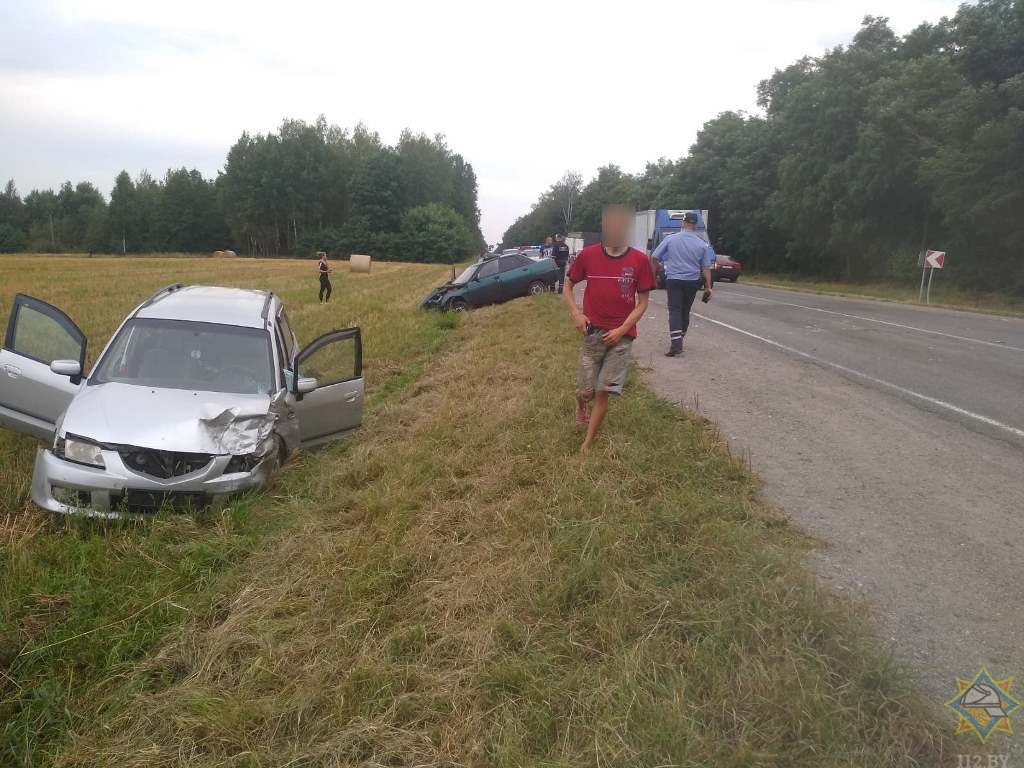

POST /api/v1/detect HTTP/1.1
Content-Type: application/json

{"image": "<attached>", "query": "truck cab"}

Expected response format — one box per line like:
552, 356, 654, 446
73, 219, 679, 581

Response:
631, 209, 711, 288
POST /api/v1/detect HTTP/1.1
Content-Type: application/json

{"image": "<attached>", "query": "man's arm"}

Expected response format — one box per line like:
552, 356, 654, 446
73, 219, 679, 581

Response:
651, 238, 669, 263
602, 291, 649, 345
563, 277, 589, 334
702, 245, 714, 295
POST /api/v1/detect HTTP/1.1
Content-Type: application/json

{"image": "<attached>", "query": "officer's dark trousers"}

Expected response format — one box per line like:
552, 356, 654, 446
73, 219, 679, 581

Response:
665, 279, 702, 351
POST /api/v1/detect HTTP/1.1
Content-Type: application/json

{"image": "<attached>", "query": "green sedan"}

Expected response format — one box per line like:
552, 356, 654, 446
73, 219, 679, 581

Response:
420, 253, 559, 311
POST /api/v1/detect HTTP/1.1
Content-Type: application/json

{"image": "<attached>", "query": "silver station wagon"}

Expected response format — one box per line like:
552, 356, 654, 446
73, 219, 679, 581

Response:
0, 284, 364, 517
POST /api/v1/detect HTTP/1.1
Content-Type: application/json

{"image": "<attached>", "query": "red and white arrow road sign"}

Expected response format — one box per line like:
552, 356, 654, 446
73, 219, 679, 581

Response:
924, 250, 946, 269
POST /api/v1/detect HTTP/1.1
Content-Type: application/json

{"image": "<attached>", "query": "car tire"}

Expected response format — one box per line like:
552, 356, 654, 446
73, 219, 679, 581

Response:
729, 275, 738, 283
528, 281, 547, 296
447, 298, 468, 312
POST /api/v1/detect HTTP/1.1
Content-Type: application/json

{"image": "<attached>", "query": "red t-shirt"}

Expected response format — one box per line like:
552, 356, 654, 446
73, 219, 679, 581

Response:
567, 245, 656, 338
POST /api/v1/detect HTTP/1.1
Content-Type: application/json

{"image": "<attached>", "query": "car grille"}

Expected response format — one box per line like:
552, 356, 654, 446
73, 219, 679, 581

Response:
112, 490, 210, 515
116, 447, 213, 479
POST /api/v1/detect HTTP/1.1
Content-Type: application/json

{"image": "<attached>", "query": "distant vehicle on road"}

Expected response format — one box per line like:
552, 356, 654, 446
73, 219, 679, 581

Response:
712, 255, 742, 282
0, 285, 364, 517
420, 253, 558, 311
631, 209, 710, 255
634, 209, 712, 289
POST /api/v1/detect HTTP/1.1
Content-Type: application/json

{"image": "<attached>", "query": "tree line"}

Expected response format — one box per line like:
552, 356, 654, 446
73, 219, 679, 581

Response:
0, 117, 483, 263
503, 0, 1024, 293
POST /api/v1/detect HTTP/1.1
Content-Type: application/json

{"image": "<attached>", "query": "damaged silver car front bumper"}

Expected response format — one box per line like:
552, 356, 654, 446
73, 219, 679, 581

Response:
31, 446, 276, 518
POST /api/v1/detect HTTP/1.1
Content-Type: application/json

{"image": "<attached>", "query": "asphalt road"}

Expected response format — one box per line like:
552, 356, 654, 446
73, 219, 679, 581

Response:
632, 282, 1024, 734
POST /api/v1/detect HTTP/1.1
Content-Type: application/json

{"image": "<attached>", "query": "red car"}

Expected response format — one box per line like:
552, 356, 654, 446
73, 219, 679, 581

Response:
712, 255, 742, 282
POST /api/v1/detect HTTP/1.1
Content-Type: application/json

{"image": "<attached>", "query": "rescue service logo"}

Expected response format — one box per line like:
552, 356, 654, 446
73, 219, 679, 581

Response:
945, 668, 1020, 743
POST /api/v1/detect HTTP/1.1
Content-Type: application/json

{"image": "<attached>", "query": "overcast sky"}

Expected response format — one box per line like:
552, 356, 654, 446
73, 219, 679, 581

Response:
0, 0, 963, 244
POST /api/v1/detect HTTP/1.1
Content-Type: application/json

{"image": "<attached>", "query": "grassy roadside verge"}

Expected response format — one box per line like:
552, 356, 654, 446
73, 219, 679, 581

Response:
744, 273, 1024, 317
56, 293, 946, 767
0, 258, 454, 765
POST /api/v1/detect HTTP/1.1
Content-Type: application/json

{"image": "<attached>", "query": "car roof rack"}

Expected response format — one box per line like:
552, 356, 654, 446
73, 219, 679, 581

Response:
136, 283, 186, 312
261, 290, 274, 321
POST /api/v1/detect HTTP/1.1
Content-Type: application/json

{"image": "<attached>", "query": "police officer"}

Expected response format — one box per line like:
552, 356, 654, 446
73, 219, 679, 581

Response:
651, 212, 714, 356
552, 233, 571, 292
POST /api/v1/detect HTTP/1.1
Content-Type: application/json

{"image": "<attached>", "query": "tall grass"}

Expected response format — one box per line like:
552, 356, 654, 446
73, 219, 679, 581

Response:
35, 291, 947, 767
0, 256, 455, 765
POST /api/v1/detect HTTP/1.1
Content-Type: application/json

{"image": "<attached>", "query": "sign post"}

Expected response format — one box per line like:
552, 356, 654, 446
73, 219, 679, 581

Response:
918, 250, 946, 305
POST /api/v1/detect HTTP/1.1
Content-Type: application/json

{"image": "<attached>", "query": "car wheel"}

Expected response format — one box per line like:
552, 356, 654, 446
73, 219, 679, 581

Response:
729, 275, 738, 283
447, 298, 468, 312
528, 281, 546, 296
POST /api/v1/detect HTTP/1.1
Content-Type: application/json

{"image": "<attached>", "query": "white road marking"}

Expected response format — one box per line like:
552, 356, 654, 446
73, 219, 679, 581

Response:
725, 290, 1024, 353
693, 312, 1024, 441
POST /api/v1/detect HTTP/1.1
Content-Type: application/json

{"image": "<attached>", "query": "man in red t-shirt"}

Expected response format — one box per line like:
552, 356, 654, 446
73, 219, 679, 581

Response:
563, 204, 656, 453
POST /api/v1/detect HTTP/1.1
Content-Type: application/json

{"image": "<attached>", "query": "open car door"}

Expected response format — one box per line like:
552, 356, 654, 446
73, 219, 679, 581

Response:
0, 294, 87, 442
293, 327, 363, 449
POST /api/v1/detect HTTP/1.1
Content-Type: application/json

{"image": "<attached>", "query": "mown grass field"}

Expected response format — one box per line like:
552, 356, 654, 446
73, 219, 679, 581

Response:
1, 255, 949, 766
0, 255, 456, 765
744, 272, 1024, 317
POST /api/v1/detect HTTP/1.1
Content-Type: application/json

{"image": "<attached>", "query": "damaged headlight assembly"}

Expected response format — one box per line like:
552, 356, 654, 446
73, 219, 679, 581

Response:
225, 453, 260, 474
224, 436, 276, 474
54, 434, 106, 468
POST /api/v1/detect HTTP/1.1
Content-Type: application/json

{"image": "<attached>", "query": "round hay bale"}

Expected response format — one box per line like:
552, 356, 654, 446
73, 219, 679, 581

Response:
350, 254, 372, 273
224, 250, 237, 257
212, 250, 225, 257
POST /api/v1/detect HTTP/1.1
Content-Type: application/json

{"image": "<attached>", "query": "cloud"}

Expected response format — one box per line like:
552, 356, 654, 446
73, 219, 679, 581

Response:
0, 2, 232, 77
0, 0, 965, 243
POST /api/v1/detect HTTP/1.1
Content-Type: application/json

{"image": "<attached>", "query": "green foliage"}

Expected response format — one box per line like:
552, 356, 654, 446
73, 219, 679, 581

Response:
0, 222, 25, 252
400, 203, 478, 263
218, 118, 482, 260
500, 171, 583, 247
0, 118, 482, 263
505, 1, 1024, 293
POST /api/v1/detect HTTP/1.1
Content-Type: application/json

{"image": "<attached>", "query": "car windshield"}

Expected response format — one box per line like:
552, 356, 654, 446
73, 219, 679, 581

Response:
91, 319, 274, 395
452, 264, 478, 285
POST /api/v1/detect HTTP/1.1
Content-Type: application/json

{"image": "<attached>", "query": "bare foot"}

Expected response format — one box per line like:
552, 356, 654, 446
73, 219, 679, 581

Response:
575, 405, 590, 430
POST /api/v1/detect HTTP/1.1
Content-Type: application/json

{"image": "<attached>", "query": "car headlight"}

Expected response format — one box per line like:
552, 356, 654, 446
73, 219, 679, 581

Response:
225, 453, 260, 474
54, 434, 106, 468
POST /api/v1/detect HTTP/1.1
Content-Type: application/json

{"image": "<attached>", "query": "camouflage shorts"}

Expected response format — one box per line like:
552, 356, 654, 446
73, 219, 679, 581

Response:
576, 331, 633, 399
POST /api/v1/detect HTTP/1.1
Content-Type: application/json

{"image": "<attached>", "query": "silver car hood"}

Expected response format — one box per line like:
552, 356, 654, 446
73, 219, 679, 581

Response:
61, 382, 279, 455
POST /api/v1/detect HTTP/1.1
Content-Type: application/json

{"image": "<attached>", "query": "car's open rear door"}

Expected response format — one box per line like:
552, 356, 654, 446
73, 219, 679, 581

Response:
0, 294, 87, 442
293, 327, 363, 449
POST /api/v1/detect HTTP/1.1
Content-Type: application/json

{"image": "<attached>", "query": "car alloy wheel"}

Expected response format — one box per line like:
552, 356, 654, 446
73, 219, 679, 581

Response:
528, 281, 546, 296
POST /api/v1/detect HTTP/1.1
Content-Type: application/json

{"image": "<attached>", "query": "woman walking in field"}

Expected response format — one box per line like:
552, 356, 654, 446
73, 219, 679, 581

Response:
317, 251, 332, 303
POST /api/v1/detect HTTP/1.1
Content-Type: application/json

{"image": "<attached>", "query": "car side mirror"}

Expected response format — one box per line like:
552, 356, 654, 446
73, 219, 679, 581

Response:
50, 359, 81, 378
296, 377, 318, 395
